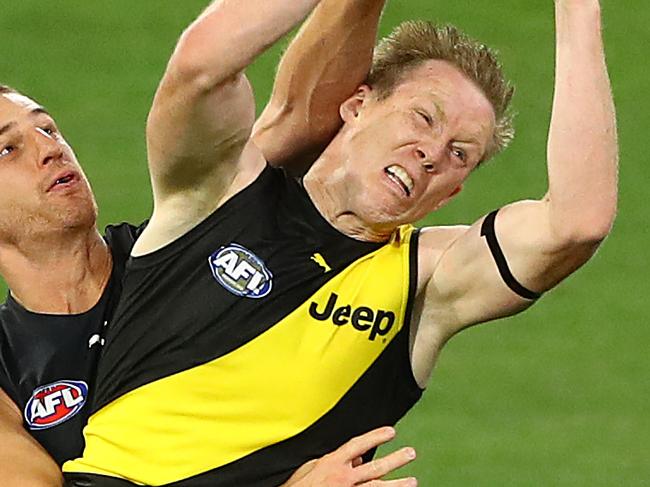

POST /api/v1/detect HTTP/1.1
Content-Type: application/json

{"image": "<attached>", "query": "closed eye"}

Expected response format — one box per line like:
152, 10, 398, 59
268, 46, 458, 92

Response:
416, 110, 433, 126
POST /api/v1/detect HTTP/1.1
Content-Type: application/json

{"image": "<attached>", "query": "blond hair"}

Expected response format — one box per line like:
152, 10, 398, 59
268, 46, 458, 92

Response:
368, 21, 515, 161
0, 84, 18, 96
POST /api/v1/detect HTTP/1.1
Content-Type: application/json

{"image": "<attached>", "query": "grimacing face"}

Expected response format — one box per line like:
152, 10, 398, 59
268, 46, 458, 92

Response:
337, 59, 496, 230
0, 92, 97, 242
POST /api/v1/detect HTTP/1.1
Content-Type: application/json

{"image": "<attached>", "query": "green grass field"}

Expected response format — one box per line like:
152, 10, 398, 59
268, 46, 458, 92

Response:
2, 1, 648, 485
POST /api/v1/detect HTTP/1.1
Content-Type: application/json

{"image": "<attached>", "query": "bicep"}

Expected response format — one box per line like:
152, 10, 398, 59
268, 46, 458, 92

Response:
146, 69, 257, 205
427, 199, 601, 332
0, 388, 62, 486
251, 0, 386, 171
252, 105, 330, 175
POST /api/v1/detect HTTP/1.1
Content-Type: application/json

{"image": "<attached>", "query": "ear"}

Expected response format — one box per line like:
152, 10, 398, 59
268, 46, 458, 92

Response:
433, 184, 463, 211
339, 85, 372, 123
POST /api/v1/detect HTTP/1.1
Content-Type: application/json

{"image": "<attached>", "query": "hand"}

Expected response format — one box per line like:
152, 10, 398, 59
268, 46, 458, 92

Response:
282, 427, 417, 486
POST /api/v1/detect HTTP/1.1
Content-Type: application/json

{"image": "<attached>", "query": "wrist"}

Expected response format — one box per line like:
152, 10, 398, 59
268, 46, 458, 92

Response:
555, 0, 601, 14
555, 0, 602, 32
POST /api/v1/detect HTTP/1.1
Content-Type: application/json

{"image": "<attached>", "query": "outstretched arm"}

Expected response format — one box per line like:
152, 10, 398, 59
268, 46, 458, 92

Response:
140, 1, 321, 253
253, 0, 386, 173
421, 0, 618, 338
0, 388, 62, 486
283, 427, 417, 487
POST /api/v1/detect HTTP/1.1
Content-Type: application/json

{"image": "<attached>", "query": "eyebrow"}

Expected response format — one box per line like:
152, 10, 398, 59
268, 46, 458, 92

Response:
0, 107, 52, 138
430, 99, 447, 124
29, 107, 51, 118
455, 138, 482, 148
0, 121, 16, 137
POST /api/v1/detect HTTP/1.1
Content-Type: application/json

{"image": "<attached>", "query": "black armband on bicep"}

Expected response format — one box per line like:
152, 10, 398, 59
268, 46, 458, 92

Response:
480, 209, 542, 300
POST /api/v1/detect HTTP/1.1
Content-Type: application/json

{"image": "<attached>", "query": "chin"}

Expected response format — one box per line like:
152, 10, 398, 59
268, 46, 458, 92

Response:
59, 203, 98, 231
358, 207, 406, 233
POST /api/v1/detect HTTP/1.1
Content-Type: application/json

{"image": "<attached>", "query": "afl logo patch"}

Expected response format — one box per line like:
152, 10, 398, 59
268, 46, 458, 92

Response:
24, 380, 88, 430
209, 243, 273, 298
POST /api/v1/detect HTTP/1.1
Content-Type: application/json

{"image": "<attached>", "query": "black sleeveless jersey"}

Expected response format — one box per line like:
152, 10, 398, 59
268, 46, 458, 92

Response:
0, 223, 144, 465
65, 166, 423, 486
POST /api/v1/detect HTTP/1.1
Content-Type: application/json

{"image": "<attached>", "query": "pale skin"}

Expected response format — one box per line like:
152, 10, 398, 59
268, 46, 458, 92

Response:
285, 427, 416, 487
0, 93, 110, 487
0, 0, 617, 483
0, 0, 419, 485
253, 0, 386, 172
140, 0, 617, 410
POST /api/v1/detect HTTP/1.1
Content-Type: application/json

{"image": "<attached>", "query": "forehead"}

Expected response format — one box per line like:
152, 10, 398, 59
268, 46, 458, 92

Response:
391, 59, 495, 127
1, 92, 42, 110
0, 93, 47, 122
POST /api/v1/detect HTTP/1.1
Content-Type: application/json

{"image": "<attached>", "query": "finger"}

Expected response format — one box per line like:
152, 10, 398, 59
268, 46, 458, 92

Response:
354, 447, 416, 481
337, 427, 396, 461
362, 478, 417, 487
352, 456, 364, 468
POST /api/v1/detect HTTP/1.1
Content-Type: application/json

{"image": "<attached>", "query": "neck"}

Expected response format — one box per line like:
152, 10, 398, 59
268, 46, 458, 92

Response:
303, 139, 396, 243
0, 227, 112, 314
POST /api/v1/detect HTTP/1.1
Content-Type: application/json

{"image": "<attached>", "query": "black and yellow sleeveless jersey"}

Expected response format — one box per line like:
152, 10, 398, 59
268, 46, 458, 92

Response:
64, 166, 423, 486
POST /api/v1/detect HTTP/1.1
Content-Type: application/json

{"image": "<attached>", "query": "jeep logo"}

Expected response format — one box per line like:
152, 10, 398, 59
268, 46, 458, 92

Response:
309, 292, 395, 341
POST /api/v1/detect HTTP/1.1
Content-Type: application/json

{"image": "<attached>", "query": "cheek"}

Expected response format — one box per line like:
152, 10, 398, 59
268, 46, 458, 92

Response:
0, 191, 38, 232
418, 174, 465, 209
443, 167, 469, 190
0, 173, 31, 198
64, 146, 80, 164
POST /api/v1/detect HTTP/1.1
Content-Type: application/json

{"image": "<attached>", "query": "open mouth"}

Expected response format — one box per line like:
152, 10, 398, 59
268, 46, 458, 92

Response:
384, 165, 414, 197
56, 175, 74, 185
48, 172, 78, 191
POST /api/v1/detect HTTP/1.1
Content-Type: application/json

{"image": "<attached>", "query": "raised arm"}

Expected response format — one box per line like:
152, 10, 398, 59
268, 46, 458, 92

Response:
420, 0, 617, 340
0, 388, 62, 486
253, 0, 386, 173
140, 1, 320, 253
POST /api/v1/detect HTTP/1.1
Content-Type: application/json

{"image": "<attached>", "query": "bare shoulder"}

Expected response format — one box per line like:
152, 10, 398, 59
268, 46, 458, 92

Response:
132, 141, 266, 257
416, 224, 469, 289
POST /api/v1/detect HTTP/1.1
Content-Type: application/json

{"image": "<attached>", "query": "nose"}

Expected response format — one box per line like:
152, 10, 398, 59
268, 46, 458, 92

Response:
414, 145, 440, 174
35, 128, 63, 167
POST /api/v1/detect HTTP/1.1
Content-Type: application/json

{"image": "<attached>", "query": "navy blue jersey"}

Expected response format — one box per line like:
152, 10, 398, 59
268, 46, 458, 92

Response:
0, 222, 144, 465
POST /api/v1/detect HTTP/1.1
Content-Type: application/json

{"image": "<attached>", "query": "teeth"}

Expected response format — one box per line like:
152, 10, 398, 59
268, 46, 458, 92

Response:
386, 165, 414, 195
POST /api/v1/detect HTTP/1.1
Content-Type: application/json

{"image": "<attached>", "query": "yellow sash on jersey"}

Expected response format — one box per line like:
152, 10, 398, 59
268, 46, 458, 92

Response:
64, 226, 416, 485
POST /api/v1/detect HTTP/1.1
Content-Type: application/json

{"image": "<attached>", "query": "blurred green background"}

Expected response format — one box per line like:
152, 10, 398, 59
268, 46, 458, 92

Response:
1, 1, 647, 485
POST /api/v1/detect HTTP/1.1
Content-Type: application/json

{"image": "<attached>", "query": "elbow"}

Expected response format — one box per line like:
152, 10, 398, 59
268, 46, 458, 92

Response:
167, 35, 213, 92
552, 211, 616, 249
585, 215, 616, 244
570, 228, 610, 250
166, 28, 235, 94
546, 191, 617, 247
579, 202, 618, 244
